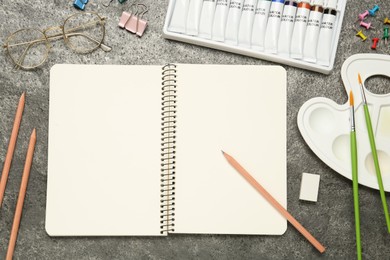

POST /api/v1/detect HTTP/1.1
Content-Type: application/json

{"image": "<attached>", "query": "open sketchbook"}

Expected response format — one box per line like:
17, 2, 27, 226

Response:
46, 64, 287, 236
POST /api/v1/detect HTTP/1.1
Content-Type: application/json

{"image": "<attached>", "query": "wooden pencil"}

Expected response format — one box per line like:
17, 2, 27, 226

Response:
0, 92, 25, 208
222, 151, 326, 253
6, 129, 36, 260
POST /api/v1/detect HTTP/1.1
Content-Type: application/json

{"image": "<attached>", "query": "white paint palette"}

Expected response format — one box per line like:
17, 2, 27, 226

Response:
298, 54, 390, 191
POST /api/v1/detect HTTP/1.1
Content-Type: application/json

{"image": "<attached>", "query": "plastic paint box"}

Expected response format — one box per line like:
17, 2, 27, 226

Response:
162, 0, 347, 74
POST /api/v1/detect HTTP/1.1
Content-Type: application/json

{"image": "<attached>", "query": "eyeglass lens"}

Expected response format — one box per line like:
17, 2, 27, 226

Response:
6, 28, 49, 69
63, 13, 105, 53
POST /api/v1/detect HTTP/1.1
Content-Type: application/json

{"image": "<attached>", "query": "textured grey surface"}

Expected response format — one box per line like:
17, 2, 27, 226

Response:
0, 0, 390, 259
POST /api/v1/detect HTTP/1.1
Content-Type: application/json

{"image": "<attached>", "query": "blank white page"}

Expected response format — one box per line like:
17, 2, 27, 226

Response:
46, 64, 163, 236
173, 65, 287, 235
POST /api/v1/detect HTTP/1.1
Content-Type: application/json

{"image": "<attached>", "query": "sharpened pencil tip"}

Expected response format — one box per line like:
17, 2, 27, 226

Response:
31, 128, 36, 138
20, 92, 26, 102
358, 73, 362, 85
221, 150, 225, 155
349, 91, 354, 106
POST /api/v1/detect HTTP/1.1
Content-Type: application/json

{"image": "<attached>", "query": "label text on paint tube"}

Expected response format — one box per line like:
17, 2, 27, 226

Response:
229, 1, 242, 9
320, 21, 334, 30
281, 14, 294, 22
216, 0, 229, 6
255, 7, 267, 15
268, 10, 281, 18
243, 3, 255, 12
307, 18, 320, 27
295, 15, 308, 23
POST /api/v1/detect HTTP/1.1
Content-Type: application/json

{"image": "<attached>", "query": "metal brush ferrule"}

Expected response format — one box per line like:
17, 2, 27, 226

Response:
350, 106, 355, 131
359, 84, 367, 104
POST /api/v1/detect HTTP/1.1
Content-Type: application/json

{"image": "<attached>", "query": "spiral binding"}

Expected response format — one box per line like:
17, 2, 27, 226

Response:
160, 64, 177, 234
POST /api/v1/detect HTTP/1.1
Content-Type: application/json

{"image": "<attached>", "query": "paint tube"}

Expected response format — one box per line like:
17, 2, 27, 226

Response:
225, 0, 245, 45
316, 0, 338, 66
186, 0, 204, 35
290, 0, 311, 59
303, 0, 324, 63
277, 0, 297, 56
168, 0, 190, 33
212, 0, 231, 41
264, 0, 285, 53
238, 0, 258, 47
199, 0, 218, 39
251, 0, 272, 51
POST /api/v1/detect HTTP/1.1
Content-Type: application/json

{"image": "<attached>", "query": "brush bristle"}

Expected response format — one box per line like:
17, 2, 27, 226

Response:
358, 73, 362, 84
350, 91, 354, 106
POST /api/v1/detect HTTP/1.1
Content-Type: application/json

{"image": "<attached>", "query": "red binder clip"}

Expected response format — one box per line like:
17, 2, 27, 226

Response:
118, 3, 148, 37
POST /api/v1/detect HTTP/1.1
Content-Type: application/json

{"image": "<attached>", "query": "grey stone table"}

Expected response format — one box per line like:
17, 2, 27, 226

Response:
0, 0, 390, 259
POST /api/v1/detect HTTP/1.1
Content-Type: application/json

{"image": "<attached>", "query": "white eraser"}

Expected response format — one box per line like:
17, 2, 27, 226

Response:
299, 173, 320, 202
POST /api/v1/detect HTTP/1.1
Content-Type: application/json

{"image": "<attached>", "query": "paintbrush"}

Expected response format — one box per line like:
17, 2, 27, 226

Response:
349, 90, 362, 260
358, 73, 390, 233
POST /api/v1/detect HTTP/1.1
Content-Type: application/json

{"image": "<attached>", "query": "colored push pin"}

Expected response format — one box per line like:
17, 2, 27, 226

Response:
384, 18, 390, 25
74, 0, 88, 10
368, 5, 379, 17
360, 21, 375, 30
383, 27, 389, 44
355, 29, 368, 41
358, 10, 369, 21
371, 38, 379, 50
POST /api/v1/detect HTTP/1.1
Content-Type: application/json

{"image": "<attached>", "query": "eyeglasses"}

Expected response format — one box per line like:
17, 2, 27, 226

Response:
3, 12, 112, 70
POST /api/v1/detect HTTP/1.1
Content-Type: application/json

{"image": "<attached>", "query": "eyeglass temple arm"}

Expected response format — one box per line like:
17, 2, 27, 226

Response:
61, 19, 106, 34
5, 19, 109, 48
5, 32, 111, 52
65, 32, 112, 52
10, 32, 111, 69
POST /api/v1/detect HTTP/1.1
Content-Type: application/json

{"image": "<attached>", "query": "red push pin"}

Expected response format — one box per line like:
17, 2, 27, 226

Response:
360, 21, 375, 30
371, 37, 380, 49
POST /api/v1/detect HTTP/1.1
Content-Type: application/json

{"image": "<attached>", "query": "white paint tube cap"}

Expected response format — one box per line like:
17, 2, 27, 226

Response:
312, 0, 324, 6
326, 0, 338, 9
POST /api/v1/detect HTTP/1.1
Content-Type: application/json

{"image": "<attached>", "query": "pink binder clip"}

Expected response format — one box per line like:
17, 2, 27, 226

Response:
118, 11, 132, 28
136, 17, 148, 37
119, 3, 137, 29
125, 15, 139, 33
119, 3, 148, 37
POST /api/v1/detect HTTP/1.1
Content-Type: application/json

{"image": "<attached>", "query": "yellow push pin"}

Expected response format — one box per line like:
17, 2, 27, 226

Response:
384, 17, 390, 25
354, 29, 368, 41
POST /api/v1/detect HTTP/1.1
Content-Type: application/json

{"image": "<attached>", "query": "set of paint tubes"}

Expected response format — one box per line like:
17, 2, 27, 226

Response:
167, 0, 340, 67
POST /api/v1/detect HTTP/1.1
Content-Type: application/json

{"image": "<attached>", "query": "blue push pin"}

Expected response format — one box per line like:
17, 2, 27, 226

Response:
74, 0, 89, 10
369, 4, 379, 16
